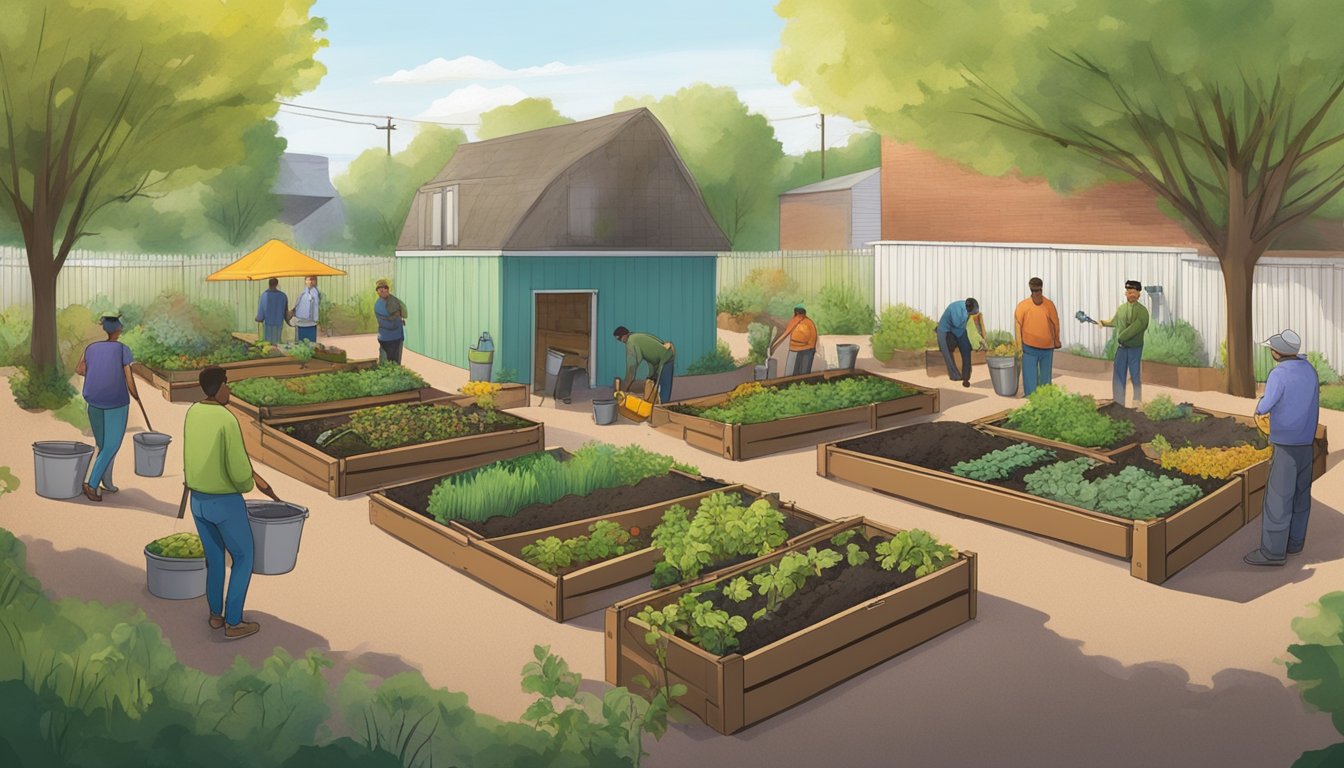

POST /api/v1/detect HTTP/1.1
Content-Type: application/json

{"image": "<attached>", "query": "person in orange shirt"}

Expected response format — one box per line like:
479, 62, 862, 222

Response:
1014, 277, 1062, 396
769, 304, 819, 376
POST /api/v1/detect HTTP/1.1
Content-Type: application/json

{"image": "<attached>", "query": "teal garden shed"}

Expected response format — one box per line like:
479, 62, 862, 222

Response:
394, 108, 730, 388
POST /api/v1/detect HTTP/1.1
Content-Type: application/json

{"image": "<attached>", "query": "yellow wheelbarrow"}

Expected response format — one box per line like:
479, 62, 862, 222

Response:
612, 377, 659, 422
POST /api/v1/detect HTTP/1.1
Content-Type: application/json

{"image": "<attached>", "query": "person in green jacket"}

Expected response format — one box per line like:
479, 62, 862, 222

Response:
614, 326, 676, 402
183, 366, 279, 640
1097, 280, 1150, 406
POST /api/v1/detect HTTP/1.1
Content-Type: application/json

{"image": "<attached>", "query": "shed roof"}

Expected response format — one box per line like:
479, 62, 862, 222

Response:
781, 168, 879, 196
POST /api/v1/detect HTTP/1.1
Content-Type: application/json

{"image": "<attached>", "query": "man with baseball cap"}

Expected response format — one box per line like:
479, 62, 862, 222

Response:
1097, 280, 1149, 406
1245, 329, 1320, 566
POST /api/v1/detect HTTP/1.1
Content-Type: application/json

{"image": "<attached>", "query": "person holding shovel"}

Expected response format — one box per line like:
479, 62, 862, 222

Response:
936, 298, 987, 388
75, 313, 142, 502
183, 366, 280, 639
769, 304, 819, 376
614, 326, 676, 403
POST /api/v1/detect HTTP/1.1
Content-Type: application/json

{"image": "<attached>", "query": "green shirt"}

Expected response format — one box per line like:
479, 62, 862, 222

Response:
624, 332, 675, 385
1111, 301, 1150, 348
183, 402, 255, 494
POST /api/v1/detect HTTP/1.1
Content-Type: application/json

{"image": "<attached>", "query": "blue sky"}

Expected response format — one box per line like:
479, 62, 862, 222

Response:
275, 0, 866, 177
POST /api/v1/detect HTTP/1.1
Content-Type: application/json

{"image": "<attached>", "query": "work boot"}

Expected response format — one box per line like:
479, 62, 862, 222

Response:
962, 378, 971, 388
208, 614, 225, 630
225, 621, 260, 640
82, 483, 103, 502
1243, 549, 1286, 567
1287, 541, 1305, 555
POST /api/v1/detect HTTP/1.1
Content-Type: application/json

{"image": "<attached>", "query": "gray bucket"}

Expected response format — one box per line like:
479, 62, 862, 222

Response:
753, 358, 779, 381
144, 549, 207, 599
593, 398, 617, 425
246, 500, 309, 575
468, 361, 493, 382
32, 441, 94, 499
986, 356, 1020, 397
133, 432, 173, 477
836, 343, 860, 371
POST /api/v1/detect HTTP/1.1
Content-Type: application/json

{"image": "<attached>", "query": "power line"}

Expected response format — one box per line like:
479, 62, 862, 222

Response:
277, 108, 382, 128
278, 100, 477, 127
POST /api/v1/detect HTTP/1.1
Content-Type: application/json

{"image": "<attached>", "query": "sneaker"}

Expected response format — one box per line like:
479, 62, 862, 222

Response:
1243, 549, 1286, 567
224, 621, 260, 640
208, 614, 225, 630
100, 482, 119, 493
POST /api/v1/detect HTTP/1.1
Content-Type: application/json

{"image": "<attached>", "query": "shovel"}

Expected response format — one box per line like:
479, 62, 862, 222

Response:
1074, 310, 1099, 325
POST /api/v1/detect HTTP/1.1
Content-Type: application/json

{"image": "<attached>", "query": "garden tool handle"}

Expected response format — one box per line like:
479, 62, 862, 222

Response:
176, 483, 190, 520
136, 397, 154, 434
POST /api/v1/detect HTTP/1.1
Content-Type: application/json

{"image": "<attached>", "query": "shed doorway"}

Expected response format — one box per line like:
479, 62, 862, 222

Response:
532, 290, 597, 393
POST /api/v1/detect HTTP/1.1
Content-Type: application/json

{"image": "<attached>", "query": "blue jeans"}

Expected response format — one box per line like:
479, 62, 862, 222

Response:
938, 331, 972, 380
657, 358, 676, 403
1113, 345, 1143, 405
379, 338, 403, 364
1260, 444, 1314, 558
191, 490, 254, 625
295, 325, 317, 343
1022, 345, 1054, 396
87, 404, 127, 489
262, 324, 283, 344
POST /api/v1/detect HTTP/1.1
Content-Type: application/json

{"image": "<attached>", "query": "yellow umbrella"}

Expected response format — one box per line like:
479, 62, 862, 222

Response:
206, 239, 347, 281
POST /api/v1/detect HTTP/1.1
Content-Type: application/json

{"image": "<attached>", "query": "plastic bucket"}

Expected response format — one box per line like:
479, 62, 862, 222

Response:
986, 356, 1020, 397
468, 361, 493, 382
246, 500, 309, 575
593, 398, 617, 425
144, 549, 207, 599
753, 358, 779, 381
836, 344, 860, 371
133, 432, 173, 477
32, 441, 95, 499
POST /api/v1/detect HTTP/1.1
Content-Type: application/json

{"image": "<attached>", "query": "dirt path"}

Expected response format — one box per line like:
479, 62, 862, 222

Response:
1, 332, 1340, 767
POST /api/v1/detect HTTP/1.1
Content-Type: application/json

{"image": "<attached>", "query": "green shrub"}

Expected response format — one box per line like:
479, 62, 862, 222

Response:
1217, 342, 1340, 384
1024, 458, 1203, 519
689, 375, 917, 425
1066, 343, 1105, 359
1103, 319, 1205, 367
9, 365, 76, 410
716, 292, 747, 316
0, 466, 18, 496
1308, 352, 1341, 385
1322, 385, 1344, 412
1286, 592, 1344, 766
810, 283, 875, 335
1003, 385, 1134, 448
320, 291, 380, 336
54, 394, 91, 432
493, 366, 518, 383
121, 291, 243, 370
230, 363, 427, 406
746, 322, 773, 365
871, 304, 937, 361
0, 305, 32, 366
650, 492, 789, 587
974, 327, 1014, 349
687, 340, 740, 375
1141, 394, 1194, 421
950, 443, 1056, 482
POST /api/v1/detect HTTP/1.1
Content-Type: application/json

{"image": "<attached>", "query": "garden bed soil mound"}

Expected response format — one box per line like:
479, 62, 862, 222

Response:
666, 373, 915, 419
837, 422, 1226, 497
384, 473, 728, 538
698, 535, 920, 655
277, 404, 528, 459
1096, 402, 1267, 450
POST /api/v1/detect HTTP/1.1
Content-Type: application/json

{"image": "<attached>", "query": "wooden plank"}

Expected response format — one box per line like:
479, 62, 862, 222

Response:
1130, 520, 1167, 583
1161, 481, 1243, 550
1163, 502, 1245, 577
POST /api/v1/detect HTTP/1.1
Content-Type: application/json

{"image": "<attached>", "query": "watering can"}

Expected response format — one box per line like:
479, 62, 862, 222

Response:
612, 377, 658, 422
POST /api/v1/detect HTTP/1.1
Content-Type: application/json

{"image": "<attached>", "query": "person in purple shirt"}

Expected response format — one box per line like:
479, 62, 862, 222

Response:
1244, 329, 1320, 566
74, 314, 142, 502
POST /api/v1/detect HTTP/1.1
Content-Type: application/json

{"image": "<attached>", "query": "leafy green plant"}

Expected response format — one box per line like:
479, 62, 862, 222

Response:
521, 520, 635, 574
493, 366, 519, 383
230, 363, 427, 406
321, 402, 526, 452
1322, 385, 1344, 413
1285, 591, 1344, 767
722, 576, 753, 602
871, 303, 937, 361
9, 364, 76, 410
1103, 319, 1205, 367
1142, 394, 1194, 421
873, 529, 957, 577
53, 394, 91, 433
650, 492, 789, 588
0, 466, 18, 497
320, 292, 380, 335
1024, 458, 1204, 519
811, 283, 875, 335
746, 321, 773, 365
146, 532, 205, 559
716, 292, 747, 316
638, 591, 748, 657
686, 340, 740, 375
687, 375, 917, 425
750, 550, 837, 620
283, 339, 317, 367
950, 442, 1055, 482
1003, 385, 1134, 448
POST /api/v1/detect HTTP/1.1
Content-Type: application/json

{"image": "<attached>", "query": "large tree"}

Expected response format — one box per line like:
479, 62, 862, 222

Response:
334, 124, 466, 253
476, 98, 573, 140
0, 0, 326, 377
775, 0, 1344, 396
616, 84, 784, 250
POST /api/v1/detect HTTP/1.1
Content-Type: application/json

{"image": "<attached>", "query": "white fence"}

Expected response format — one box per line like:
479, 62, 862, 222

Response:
0, 247, 395, 331
718, 249, 874, 300
873, 241, 1344, 369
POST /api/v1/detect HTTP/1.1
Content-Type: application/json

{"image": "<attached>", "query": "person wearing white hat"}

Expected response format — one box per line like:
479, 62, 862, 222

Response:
1245, 328, 1320, 566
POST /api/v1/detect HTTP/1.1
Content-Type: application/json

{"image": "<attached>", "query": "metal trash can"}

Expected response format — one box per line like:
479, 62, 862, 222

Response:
836, 343, 860, 371
986, 355, 1020, 397
554, 365, 584, 403
753, 358, 778, 381
468, 331, 495, 382
544, 348, 566, 396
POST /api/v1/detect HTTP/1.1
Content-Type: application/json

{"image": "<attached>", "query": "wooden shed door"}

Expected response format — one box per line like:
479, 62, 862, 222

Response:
533, 292, 594, 391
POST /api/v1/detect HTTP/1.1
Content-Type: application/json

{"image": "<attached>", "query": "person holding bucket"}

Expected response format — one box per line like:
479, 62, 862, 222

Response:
768, 304, 819, 376
75, 313, 142, 502
184, 366, 280, 640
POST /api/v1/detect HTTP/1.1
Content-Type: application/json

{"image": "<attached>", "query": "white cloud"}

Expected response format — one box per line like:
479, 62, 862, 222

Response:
377, 55, 588, 84
416, 84, 531, 123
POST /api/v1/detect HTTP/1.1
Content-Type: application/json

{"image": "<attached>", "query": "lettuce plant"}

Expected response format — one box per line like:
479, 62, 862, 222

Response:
650, 492, 789, 588
637, 591, 748, 657
1023, 458, 1203, 519
1141, 394, 1194, 421
1003, 385, 1134, 448
950, 443, 1055, 482
874, 530, 957, 577
689, 375, 917, 425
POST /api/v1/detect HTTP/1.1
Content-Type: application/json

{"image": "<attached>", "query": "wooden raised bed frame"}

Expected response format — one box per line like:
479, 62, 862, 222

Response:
1050, 351, 1226, 392
605, 517, 977, 735
817, 431, 1246, 583
132, 356, 379, 403
248, 397, 545, 497
369, 474, 834, 621
228, 386, 451, 459
650, 369, 940, 460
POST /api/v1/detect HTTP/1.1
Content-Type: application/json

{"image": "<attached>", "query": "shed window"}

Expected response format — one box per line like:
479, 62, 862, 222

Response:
425, 186, 458, 248
429, 191, 443, 247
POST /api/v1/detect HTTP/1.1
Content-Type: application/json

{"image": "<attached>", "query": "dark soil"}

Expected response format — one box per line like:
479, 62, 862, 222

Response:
276, 404, 528, 459
698, 533, 920, 655
1095, 402, 1267, 450
383, 472, 728, 538
665, 373, 891, 417
837, 421, 1228, 497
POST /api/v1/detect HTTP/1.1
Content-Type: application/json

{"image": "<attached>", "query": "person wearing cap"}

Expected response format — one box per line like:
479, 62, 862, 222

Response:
373, 279, 407, 365
1097, 280, 1150, 406
289, 275, 321, 343
936, 298, 988, 388
255, 277, 288, 344
1014, 277, 1061, 396
74, 314, 141, 502
614, 326, 676, 403
769, 304, 819, 376
1244, 329, 1320, 566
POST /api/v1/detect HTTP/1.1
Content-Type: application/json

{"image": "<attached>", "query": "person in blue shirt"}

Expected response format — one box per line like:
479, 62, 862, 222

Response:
255, 278, 288, 344
936, 298, 988, 388
289, 275, 321, 343
373, 279, 407, 364
1245, 329, 1320, 566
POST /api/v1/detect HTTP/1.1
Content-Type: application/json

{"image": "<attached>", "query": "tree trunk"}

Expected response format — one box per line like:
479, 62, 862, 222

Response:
1218, 250, 1260, 398
24, 227, 62, 376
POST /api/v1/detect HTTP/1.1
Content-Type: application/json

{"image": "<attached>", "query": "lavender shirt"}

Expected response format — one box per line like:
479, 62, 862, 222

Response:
1255, 356, 1320, 446
82, 341, 133, 409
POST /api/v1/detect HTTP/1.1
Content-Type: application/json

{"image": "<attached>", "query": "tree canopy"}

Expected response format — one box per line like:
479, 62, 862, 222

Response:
476, 98, 574, 140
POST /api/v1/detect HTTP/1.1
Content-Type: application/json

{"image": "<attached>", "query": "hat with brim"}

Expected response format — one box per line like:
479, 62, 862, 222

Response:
100, 313, 123, 330
1261, 329, 1302, 356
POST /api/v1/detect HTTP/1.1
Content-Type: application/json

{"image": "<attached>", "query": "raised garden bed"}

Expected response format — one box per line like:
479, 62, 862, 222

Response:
605, 517, 976, 734
132, 356, 376, 403
651, 370, 939, 460
1051, 350, 1113, 375
369, 452, 830, 620
445, 382, 530, 410
224, 364, 440, 423
252, 399, 545, 497
874, 348, 925, 370
818, 422, 1245, 583
1051, 351, 1226, 391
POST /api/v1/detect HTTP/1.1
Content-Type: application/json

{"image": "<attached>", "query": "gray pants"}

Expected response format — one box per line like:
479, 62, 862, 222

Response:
784, 348, 815, 376
1261, 443, 1314, 558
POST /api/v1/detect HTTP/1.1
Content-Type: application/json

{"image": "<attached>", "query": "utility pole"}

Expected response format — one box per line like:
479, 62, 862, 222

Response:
376, 117, 397, 156
819, 113, 826, 179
